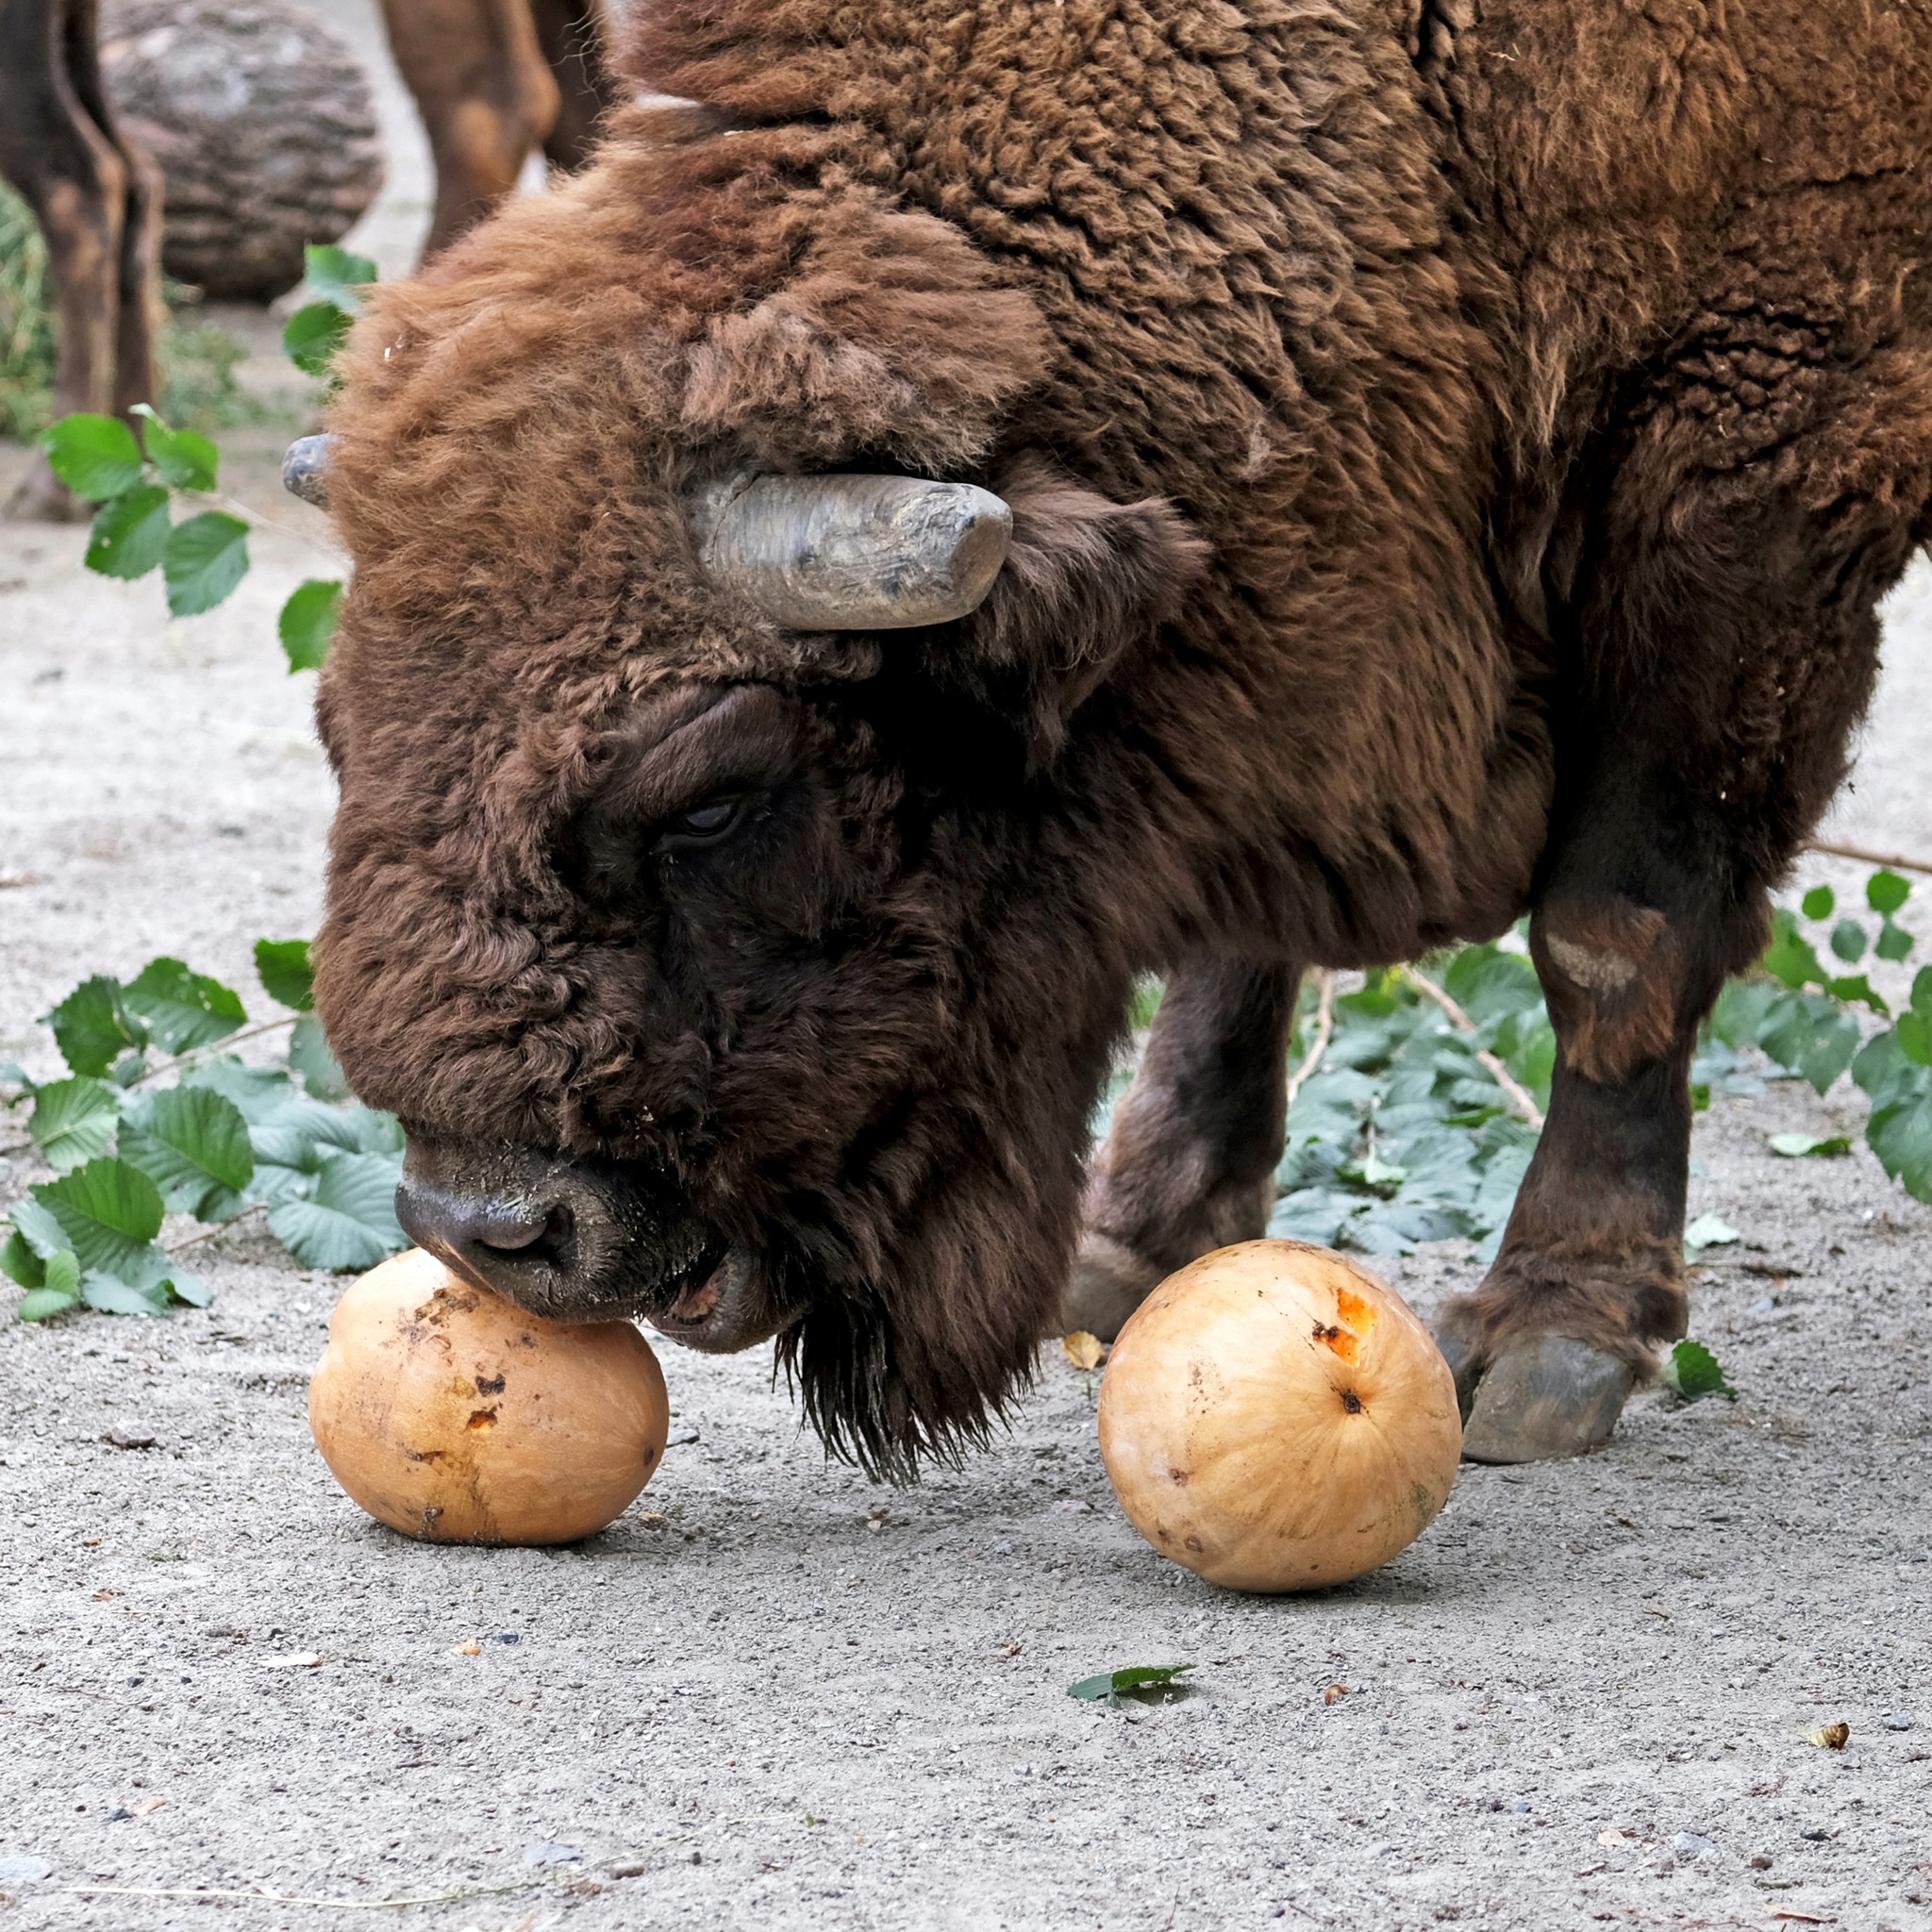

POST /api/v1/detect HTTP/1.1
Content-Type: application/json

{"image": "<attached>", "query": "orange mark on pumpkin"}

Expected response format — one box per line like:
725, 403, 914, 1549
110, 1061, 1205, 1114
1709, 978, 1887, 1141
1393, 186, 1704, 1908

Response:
466, 1408, 499, 1432
1314, 1287, 1379, 1362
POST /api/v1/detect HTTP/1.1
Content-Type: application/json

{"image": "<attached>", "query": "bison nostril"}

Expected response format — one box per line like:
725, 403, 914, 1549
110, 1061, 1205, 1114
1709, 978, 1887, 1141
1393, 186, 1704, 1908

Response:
485, 1203, 573, 1267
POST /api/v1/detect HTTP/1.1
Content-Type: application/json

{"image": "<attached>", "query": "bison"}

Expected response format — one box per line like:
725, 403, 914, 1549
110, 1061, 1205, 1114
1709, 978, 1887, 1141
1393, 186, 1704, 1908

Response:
297, 0, 1932, 1479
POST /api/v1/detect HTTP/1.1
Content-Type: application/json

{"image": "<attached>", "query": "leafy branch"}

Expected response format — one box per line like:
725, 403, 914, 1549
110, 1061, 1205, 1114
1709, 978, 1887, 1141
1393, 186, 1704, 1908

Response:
1, 941, 407, 1321
35, 242, 369, 674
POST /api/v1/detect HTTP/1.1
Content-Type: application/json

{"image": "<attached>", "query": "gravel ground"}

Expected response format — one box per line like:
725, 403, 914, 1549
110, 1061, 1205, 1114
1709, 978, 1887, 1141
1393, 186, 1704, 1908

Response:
3, 8, 1931, 1920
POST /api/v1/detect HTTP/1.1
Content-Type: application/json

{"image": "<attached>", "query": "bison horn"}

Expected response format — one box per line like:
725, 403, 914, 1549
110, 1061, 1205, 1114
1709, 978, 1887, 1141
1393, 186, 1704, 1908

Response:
281, 433, 335, 509
692, 473, 1011, 630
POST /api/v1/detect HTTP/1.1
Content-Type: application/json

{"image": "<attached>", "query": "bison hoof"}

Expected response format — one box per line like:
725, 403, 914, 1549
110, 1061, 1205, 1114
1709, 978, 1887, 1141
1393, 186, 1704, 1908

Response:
1058, 1233, 1164, 1343
1458, 1337, 1634, 1464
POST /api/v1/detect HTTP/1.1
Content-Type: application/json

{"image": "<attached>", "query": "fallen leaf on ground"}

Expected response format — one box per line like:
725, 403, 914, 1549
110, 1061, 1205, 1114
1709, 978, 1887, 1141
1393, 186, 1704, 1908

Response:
90, 1591, 119, 1602
259, 1652, 322, 1670
1769, 1914, 1834, 1925
1068, 1663, 1195, 1705
127, 1796, 166, 1818
1323, 1683, 1350, 1706
1805, 1722, 1850, 1749
1062, 1331, 1106, 1371
450, 1638, 483, 1657
1661, 1338, 1735, 1400
101, 1427, 158, 1450
1596, 1826, 1635, 1845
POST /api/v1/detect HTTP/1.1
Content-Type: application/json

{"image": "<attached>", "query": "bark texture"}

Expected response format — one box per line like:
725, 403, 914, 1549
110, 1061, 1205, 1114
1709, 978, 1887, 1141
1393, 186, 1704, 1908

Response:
100, 0, 382, 301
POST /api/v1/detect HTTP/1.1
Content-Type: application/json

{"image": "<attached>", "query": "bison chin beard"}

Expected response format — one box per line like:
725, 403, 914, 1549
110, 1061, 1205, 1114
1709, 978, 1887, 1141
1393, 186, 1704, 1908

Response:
765, 1041, 1110, 1484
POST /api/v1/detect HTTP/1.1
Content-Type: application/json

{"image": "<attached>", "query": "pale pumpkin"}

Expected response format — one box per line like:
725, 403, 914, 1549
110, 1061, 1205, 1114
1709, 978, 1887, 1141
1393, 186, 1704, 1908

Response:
1098, 1241, 1460, 1591
308, 1248, 669, 1545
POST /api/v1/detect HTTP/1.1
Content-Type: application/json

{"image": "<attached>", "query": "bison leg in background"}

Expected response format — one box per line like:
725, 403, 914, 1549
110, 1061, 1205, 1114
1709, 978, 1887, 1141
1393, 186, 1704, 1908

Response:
1436, 304, 1932, 1462
1063, 957, 1302, 1341
60, 0, 160, 419
0, 0, 158, 520
380, 0, 560, 260
527, 0, 611, 173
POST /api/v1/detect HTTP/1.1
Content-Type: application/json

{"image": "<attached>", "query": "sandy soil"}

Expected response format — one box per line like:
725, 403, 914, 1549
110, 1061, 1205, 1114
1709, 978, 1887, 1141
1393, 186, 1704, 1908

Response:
2, 7, 1931, 1924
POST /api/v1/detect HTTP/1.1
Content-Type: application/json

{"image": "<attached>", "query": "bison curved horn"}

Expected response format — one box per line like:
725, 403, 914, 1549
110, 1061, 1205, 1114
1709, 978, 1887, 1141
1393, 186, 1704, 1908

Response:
281, 433, 335, 509
693, 474, 1012, 630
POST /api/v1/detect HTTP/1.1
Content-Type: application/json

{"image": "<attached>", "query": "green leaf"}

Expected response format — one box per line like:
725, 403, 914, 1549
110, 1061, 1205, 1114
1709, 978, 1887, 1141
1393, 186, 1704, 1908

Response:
1661, 1339, 1735, 1400
167, 1269, 212, 1308
1875, 919, 1914, 964
179, 1055, 297, 1124
1898, 1013, 1932, 1068
1867, 871, 1910, 917
85, 484, 172, 579
1069, 1663, 1196, 1705
2, 1230, 45, 1289
123, 958, 245, 1056
118, 1086, 255, 1221
254, 938, 315, 1012
303, 243, 377, 310
282, 301, 351, 378
161, 511, 250, 617
1868, 1088, 1932, 1203
1683, 1212, 1740, 1257
7, 1197, 69, 1262
17, 1252, 81, 1323
130, 404, 219, 491
268, 1151, 406, 1271
277, 578, 341, 673
1767, 1133, 1852, 1158
1825, 974, 1889, 1017
28, 1159, 166, 1283
1757, 991, 1859, 1094
1761, 909, 1825, 991
289, 1013, 350, 1101
44, 976, 149, 1076
80, 1272, 171, 1317
39, 412, 144, 500
1802, 885, 1836, 921
26, 1076, 121, 1172
1827, 919, 1867, 963
1710, 978, 1779, 1051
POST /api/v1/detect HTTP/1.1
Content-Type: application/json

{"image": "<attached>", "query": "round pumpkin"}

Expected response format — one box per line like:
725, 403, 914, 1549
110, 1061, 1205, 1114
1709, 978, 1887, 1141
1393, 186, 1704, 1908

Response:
1097, 1240, 1460, 1591
308, 1248, 669, 1545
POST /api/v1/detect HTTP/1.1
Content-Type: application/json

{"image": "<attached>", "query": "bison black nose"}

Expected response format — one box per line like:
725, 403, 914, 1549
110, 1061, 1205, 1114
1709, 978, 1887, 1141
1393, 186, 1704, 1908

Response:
393, 1139, 658, 1321
395, 1174, 572, 1278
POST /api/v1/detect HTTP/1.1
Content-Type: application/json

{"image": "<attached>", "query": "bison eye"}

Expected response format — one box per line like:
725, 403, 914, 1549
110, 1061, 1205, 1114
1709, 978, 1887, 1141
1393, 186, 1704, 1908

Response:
657, 794, 749, 853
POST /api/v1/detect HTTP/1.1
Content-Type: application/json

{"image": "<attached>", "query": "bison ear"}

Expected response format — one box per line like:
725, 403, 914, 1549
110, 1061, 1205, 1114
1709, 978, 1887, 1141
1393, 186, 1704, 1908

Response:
677, 195, 1054, 475
955, 453, 1211, 756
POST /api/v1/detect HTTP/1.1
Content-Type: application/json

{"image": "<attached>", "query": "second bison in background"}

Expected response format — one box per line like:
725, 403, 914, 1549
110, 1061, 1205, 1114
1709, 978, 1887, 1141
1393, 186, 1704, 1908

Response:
305, 0, 1932, 1477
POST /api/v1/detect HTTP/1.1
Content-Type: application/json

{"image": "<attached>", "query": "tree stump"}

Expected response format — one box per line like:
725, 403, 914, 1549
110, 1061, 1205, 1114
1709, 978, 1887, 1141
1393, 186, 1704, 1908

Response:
100, 0, 385, 304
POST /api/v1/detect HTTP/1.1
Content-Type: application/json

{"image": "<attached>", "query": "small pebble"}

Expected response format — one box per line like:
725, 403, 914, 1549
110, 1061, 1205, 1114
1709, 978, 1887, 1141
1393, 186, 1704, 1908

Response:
1884, 1713, 1912, 1730
1671, 1831, 1716, 1858
523, 1842, 583, 1867
1750, 1854, 1774, 1870
0, 1857, 52, 1886
1800, 1827, 1833, 1842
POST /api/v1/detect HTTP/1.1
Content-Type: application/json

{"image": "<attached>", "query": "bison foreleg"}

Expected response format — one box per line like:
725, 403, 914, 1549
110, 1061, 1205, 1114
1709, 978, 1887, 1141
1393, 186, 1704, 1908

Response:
1062, 956, 1301, 1341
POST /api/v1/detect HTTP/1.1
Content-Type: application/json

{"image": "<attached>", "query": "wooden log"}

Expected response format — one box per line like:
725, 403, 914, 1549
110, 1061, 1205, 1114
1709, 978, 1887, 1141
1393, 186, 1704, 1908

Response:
100, 0, 384, 303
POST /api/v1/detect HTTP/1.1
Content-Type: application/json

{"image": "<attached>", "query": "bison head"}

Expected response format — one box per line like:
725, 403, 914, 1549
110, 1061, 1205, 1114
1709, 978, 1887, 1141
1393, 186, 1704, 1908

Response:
304, 143, 1208, 1477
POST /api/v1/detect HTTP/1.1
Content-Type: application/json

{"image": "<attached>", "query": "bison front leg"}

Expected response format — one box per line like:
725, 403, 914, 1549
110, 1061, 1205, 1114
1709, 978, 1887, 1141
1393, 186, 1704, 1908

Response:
1063, 957, 1300, 1341
1434, 898, 1723, 1463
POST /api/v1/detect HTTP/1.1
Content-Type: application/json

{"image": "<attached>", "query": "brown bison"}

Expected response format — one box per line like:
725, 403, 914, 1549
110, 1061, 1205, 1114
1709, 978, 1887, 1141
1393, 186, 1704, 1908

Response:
300, 0, 1932, 1478
379, 0, 614, 259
